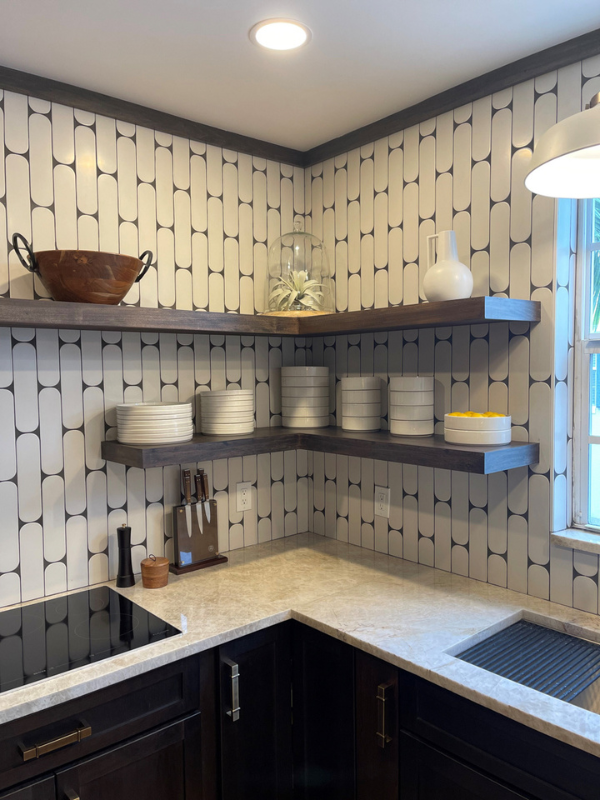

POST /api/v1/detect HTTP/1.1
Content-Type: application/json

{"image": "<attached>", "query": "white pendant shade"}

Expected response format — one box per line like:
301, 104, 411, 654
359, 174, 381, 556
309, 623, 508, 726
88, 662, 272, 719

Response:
525, 95, 600, 198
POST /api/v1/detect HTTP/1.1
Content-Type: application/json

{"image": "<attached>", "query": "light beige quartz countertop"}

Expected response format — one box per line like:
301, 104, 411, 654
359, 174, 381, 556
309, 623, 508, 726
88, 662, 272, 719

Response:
3, 533, 600, 759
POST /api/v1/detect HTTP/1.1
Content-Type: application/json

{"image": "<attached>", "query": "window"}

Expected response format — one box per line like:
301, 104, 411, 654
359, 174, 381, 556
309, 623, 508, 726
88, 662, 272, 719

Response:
574, 198, 600, 528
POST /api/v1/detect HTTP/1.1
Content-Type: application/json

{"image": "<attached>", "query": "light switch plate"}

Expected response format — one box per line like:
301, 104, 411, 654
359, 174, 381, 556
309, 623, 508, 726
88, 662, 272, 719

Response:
374, 486, 390, 518
236, 482, 253, 512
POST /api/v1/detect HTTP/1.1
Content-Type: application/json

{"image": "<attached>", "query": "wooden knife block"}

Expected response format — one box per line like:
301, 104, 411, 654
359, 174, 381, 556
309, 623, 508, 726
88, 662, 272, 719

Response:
170, 499, 228, 575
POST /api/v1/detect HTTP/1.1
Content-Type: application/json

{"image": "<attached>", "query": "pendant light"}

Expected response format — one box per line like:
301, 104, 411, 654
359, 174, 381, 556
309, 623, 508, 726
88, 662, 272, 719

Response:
525, 92, 600, 198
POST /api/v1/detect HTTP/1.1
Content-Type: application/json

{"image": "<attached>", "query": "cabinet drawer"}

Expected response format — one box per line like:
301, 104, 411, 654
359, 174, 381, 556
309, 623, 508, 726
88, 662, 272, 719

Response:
401, 673, 597, 800
400, 733, 529, 800
0, 656, 199, 792
0, 777, 55, 800
56, 714, 202, 800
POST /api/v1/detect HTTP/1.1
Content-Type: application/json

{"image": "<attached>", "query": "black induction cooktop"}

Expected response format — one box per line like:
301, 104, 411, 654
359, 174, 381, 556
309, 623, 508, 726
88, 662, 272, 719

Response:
0, 586, 180, 694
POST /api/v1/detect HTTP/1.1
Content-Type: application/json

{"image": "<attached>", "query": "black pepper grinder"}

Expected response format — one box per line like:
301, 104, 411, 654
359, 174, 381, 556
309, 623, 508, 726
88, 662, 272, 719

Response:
116, 524, 135, 588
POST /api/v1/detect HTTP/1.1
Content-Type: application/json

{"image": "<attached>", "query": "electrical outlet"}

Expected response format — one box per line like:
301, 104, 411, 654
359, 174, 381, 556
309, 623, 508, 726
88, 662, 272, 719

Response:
374, 486, 390, 518
236, 482, 253, 512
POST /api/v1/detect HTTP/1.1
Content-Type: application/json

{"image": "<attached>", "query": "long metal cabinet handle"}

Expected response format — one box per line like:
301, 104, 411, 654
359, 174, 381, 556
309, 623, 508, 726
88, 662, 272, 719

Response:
376, 682, 393, 748
21, 723, 92, 761
223, 657, 240, 722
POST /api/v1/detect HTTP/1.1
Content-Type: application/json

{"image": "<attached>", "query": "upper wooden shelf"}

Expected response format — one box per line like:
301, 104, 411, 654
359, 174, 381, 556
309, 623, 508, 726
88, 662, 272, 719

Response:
297, 297, 540, 336
102, 427, 539, 474
0, 297, 540, 337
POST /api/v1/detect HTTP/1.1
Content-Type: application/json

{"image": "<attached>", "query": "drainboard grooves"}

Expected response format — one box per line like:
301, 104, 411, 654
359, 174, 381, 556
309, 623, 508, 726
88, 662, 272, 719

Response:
459, 621, 600, 702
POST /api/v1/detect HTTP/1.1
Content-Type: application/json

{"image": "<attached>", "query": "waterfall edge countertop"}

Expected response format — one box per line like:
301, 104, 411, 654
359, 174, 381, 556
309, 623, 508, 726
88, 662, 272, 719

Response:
2, 533, 600, 757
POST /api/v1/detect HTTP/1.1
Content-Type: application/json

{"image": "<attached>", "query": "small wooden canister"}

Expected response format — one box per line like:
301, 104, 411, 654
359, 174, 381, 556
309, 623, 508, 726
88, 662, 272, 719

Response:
141, 554, 170, 589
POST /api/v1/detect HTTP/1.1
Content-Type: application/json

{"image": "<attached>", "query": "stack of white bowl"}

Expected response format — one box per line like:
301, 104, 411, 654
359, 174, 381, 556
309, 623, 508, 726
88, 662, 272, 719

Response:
341, 377, 381, 431
389, 377, 434, 436
117, 402, 194, 444
200, 389, 255, 436
444, 413, 512, 445
281, 367, 329, 428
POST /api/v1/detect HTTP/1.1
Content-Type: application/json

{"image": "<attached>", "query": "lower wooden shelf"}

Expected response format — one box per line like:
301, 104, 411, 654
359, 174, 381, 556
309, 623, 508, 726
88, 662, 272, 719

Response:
101, 427, 539, 474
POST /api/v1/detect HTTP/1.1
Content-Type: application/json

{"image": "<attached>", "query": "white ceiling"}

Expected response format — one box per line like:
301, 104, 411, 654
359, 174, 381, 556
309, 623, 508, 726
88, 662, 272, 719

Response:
1, 0, 600, 150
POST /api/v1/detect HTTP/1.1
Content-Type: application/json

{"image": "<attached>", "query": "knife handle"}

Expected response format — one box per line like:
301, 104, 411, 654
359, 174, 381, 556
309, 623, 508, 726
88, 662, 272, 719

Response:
195, 473, 203, 502
183, 469, 192, 505
202, 473, 210, 501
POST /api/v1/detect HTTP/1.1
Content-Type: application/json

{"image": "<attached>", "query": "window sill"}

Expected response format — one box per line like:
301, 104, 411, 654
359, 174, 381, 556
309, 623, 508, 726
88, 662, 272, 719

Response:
551, 528, 600, 555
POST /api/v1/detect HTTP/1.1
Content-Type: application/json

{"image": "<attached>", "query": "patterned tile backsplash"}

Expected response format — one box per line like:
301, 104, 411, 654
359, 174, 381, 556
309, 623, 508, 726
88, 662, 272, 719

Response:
1, 53, 600, 612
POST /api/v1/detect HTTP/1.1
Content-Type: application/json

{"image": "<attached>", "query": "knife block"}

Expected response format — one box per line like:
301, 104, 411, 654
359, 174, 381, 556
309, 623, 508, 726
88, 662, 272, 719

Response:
170, 499, 228, 575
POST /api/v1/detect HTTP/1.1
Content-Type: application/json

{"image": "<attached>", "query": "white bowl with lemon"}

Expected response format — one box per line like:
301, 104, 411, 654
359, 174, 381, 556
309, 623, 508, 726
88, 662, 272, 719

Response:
444, 412, 511, 445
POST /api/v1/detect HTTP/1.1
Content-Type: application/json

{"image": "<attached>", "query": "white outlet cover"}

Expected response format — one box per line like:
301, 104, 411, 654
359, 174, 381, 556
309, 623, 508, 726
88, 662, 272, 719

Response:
236, 482, 253, 512
374, 486, 390, 518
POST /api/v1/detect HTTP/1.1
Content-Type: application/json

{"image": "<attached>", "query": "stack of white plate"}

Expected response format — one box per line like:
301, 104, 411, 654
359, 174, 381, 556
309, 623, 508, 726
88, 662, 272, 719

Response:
444, 413, 512, 445
389, 377, 435, 436
200, 390, 255, 435
281, 367, 329, 428
341, 377, 381, 431
117, 402, 194, 444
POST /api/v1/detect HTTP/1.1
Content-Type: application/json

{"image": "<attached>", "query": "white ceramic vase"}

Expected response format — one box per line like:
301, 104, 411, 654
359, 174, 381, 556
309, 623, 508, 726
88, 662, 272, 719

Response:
423, 231, 473, 302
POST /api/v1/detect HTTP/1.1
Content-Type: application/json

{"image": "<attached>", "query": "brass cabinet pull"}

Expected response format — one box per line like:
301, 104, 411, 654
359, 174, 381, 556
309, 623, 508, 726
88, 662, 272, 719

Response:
64, 790, 81, 800
21, 723, 92, 762
376, 682, 393, 749
223, 657, 240, 722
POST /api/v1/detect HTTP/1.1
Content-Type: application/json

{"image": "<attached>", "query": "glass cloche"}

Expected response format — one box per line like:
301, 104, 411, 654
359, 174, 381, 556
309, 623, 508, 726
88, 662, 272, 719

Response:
263, 219, 334, 315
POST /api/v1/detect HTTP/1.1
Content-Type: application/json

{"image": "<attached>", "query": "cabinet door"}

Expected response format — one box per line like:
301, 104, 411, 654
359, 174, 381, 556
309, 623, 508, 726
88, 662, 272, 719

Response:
0, 656, 199, 793
219, 623, 293, 800
355, 650, 399, 800
292, 623, 355, 800
0, 778, 55, 800
400, 734, 529, 800
55, 715, 201, 800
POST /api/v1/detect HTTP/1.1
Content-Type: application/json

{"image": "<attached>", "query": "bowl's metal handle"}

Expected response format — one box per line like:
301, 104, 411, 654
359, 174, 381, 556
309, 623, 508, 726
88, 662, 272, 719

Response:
12, 233, 39, 273
136, 250, 154, 282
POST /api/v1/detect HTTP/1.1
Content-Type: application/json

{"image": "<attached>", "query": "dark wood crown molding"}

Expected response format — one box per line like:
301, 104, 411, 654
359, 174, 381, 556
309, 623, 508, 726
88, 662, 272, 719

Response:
0, 64, 305, 167
0, 26, 599, 168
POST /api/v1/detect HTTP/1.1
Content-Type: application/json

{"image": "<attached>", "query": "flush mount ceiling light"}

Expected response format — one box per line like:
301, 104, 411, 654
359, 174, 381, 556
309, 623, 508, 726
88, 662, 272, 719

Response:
249, 19, 311, 51
525, 92, 600, 198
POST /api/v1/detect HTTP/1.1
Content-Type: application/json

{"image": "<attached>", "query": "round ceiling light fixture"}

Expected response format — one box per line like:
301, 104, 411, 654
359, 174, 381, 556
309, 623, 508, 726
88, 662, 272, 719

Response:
249, 19, 311, 51
524, 92, 600, 198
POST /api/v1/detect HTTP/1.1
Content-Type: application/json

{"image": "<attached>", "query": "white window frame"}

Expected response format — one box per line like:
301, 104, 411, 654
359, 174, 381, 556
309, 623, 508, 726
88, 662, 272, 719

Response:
573, 198, 600, 530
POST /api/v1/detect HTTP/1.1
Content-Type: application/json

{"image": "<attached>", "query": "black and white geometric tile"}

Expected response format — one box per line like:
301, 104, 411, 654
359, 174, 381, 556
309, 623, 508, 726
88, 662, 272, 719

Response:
0, 90, 311, 607
303, 55, 600, 615
1, 53, 600, 614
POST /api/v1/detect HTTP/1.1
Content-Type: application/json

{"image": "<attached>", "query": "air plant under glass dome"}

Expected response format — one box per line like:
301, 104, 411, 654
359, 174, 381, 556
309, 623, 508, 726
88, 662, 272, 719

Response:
263, 219, 334, 316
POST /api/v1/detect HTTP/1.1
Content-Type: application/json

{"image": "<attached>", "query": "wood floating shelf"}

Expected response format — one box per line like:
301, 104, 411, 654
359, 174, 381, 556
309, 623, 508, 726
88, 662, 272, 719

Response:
296, 297, 541, 336
0, 296, 540, 337
102, 428, 539, 475
102, 428, 301, 468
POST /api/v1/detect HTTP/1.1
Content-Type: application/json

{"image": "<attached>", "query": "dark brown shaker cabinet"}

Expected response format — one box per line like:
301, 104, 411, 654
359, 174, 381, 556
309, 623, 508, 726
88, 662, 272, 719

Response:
218, 623, 293, 800
55, 716, 202, 800
355, 649, 400, 800
400, 734, 529, 800
6, 623, 600, 800
0, 778, 55, 800
292, 623, 356, 800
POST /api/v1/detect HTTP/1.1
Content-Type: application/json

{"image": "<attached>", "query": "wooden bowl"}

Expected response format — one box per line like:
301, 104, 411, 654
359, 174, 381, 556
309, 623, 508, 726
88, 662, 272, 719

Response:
12, 233, 153, 304
140, 555, 170, 589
